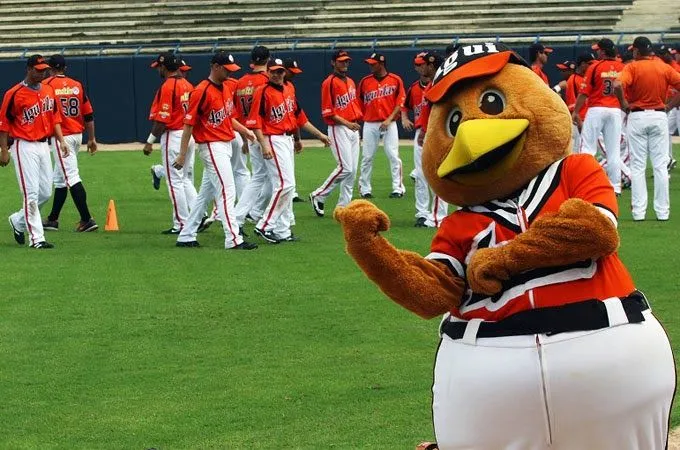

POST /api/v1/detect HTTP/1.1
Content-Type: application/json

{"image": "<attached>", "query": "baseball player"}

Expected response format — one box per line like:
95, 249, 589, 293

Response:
309, 49, 362, 217
225, 73, 250, 201
173, 51, 258, 250
143, 52, 198, 235
41, 54, 98, 232
403, 51, 448, 228
247, 58, 330, 243
573, 38, 625, 194
529, 43, 552, 85
553, 59, 575, 97
656, 44, 680, 171
0, 55, 69, 249
564, 53, 594, 152
357, 52, 407, 198
233, 46, 272, 227
614, 36, 680, 221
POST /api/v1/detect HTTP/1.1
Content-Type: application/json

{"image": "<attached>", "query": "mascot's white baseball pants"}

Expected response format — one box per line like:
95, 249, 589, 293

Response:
414, 129, 448, 227
359, 121, 404, 196
580, 106, 623, 194
50, 133, 82, 188
311, 124, 360, 207
9, 139, 52, 246
433, 309, 675, 450
627, 111, 670, 221
234, 141, 272, 226
256, 134, 295, 239
177, 141, 243, 249
230, 132, 250, 200
160, 130, 198, 231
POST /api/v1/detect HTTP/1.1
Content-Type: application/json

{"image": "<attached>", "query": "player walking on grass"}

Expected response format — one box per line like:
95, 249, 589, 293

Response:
0, 55, 69, 249
41, 54, 98, 232
614, 36, 680, 221
173, 51, 258, 250
309, 50, 362, 217
247, 58, 330, 244
564, 53, 594, 152
358, 52, 406, 199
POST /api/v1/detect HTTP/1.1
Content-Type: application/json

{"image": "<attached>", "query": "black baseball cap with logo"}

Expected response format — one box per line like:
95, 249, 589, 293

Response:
415, 51, 444, 67
48, 54, 66, 70
591, 38, 615, 51
151, 51, 180, 70
332, 49, 351, 61
555, 60, 575, 71
628, 36, 653, 52
251, 46, 270, 64
283, 58, 302, 74
27, 54, 50, 70
575, 52, 595, 66
365, 52, 386, 64
211, 51, 240, 71
655, 44, 673, 56
267, 58, 285, 71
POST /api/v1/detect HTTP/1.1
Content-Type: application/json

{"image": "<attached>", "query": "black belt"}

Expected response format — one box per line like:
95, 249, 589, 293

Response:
285, 131, 295, 136
441, 291, 649, 340
630, 108, 665, 112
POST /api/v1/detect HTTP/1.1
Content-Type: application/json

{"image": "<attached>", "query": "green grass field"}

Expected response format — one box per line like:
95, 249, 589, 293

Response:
1, 144, 679, 449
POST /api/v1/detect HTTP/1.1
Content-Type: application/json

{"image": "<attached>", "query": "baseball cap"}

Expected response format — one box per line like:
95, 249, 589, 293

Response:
529, 43, 553, 54
179, 59, 191, 72
267, 58, 286, 71
251, 45, 270, 64
621, 51, 635, 63
591, 38, 615, 51
575, 52, 595, 66
555, 60, 575, 71
151, 51, 180, 70
416, 51, 444, 67
628, 36, 653, 52
47, 54, 66, 70
365, 52, 386, 64
283, 58, 302, 74
27, 54, 50, 70
211, 51, 240, 71
655, 44, 673, 56
332, 49, 351, 61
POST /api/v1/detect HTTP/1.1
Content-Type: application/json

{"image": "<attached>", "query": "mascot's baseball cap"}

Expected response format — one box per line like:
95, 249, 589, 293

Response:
179, 59, 192, 72
426, 42, 528, 104
283, 58, 303, 74
211, 51, 240, 71
555, 60, 575, 71
27, 55, 50, 70
251, 46, 270, 64
332, 50, 351, 61
575, 53, 595, 66
48, 54, 66, 70
628, 36, 653, 52
445, 43, 459, 57
267, 58, 286, 71
591, 38, 615, 52
365, 52, 386, 64
151, 51, 180, 70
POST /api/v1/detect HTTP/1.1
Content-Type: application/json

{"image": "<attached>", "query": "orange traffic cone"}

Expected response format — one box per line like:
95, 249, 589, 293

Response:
105, 199, 119, 231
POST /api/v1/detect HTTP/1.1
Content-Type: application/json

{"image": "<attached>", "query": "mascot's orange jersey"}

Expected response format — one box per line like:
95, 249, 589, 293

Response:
427, 154, 635, 321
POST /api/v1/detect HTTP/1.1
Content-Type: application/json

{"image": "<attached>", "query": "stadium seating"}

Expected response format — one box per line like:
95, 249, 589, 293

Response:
0, 0, 676, 57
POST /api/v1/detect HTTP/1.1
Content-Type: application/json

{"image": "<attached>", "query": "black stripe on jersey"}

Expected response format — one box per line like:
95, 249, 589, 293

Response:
592, 202, 616, 219
525, 161, 564, 222
459, 208, 522, 234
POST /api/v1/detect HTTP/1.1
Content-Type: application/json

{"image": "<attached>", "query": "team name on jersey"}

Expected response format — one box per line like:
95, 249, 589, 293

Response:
206, 98, 234, 126
180, 92, 190, 102
269, 98, 296, 124
434, 43, 500, 83
237, 86, 255, 97
363, 85, 397, 104
21, 97, 55, 125
335, 87, 357, 109
600, 70, 620, 78
54, 87, 79, 96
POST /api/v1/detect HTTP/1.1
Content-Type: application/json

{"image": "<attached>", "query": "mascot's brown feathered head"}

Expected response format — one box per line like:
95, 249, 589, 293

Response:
422, 42, 572, 206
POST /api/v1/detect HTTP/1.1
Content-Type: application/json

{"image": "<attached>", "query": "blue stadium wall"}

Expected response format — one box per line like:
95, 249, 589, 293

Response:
0, 44, 622, 143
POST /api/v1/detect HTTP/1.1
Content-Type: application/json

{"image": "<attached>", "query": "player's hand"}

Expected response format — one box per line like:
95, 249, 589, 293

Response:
347, 122, 361, 132
620, 99, 629, 113
244, 129, 256, 143
417, 131, 425, 147
379, 119, 392, 131
172, 155, 185, 169
261, 144, 274, 160
143, 143, 153, 156
401, 118, 414, 131
59, 140, 69, 157
318, 134, 331, 147
294, 140, 303, 154
0, 149, 9, 167
241, 141, 249, 154
87, 139, 97, 155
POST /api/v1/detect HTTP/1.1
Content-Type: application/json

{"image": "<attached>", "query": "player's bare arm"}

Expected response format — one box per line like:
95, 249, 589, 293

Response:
666, 91, 680, 111
172, 123, 193, 169
143, 121, 166, 155
0, 131, 9, 167
612, 81, 629, 111
85, 118, 97, 154
301, 121, 330, 146
380, 104, 402, 131
53, 124, 69, 157
231, 118, 255, 142
254, 128, 273, 160
571, 93, 587, 127
293, 129, 303, 154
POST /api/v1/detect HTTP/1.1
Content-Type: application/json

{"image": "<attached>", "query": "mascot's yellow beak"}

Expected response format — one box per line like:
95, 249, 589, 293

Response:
437, 118, 530, 182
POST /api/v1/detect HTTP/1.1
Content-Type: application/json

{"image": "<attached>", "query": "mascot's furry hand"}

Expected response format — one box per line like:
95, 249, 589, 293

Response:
467, 198, 619, 296
335, 200, 465, 319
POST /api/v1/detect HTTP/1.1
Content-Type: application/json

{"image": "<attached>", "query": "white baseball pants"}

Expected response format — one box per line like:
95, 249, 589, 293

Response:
359, 121, 404, 196
413, 129, 449, 226
50, 133, 82, 188
256, 134, 295, 239
668, 107, 679, 161
153, 138, 196, 188
620, 111, 632, 183
234, 141, 272, 226
177, 141, 243, 249
161, 130, 198, 231
433, 309, 674, 450
312, 124, 360, 207
9, 139, 52, 246
627, 110, 670, 220
230, 132, 250, 200
580, 106, 623, 193
571, 123, 580, 153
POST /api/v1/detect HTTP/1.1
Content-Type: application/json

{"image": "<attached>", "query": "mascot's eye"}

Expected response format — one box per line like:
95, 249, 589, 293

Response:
446, 108, 463, 137
479, 89, 506, 115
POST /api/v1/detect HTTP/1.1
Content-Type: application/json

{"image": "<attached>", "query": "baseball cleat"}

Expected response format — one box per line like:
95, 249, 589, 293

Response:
414, 217, 428, 228
292, 194, 305, 203
245, 214, 256, 224
8, 216, 25, 245
389, 192, 404, 198
197, 215, 213, 233
230, 241, 258, 250
361, 192, 373, 199
280, 233, 299, 242
309, 193, 324, 217
161, 228, 180, 235
43, 219, 59, 231
254, 227, 280, 244
668, 158, 677, 172
176, 240, 200, 248
31, 241, 54, 249
150, 166, 161, 190
76, 218, 98, 232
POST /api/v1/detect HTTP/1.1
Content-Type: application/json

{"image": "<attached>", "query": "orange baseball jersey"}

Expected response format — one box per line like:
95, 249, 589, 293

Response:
531, 64, 549, 85
43, 75, 93, 136
0, 81, 62, 141
403, 80, 428, 126
417, 81, 433, 132
234, 71, 269, 123
357, 72, 406, 122
246, 81, 308, 135
427, 154, 633, 322
183, 79, 236, 143
618, 57, 680, 110
320, 73, 362, 125
665, 61, 680, 101
149, 75, 194, 130
580, 59, 625, 108
565, 73, 588, 120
